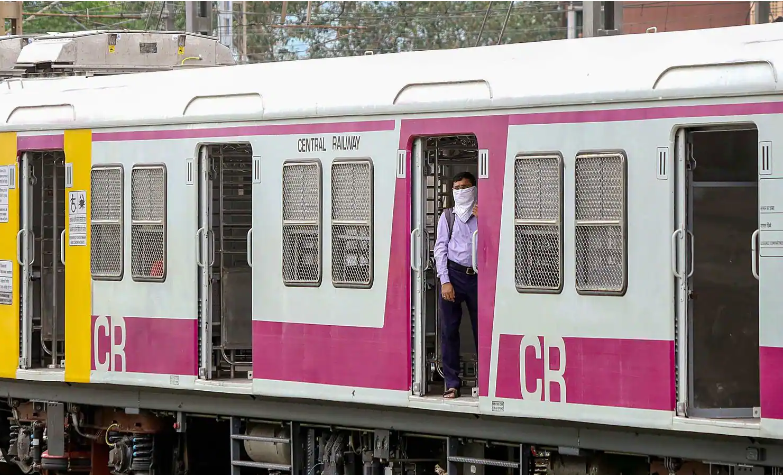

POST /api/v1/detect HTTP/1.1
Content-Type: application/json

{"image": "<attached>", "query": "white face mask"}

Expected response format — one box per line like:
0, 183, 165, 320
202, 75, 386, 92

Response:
453, 186, 476, 223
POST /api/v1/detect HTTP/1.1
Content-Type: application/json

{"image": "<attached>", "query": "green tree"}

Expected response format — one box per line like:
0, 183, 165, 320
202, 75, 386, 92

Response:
236, 1, 566, 62
20, 2, 566, 64
295, 2, 566, 59
22, 2, 186, 35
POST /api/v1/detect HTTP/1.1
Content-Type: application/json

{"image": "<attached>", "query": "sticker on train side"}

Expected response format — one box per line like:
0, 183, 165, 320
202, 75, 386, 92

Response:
68, 190, 87, 246
0, 166, 10, 223
0, 260, 12, 306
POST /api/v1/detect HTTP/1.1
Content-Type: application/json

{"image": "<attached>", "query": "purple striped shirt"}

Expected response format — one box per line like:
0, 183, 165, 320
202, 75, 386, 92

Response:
433, 210, 478, 285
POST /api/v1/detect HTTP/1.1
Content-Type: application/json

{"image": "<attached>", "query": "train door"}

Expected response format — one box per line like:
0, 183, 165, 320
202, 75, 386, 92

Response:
197, 143, 255, 381
411, 135, 481, 401
674, 126, 760, 418
18, 151, 67, 370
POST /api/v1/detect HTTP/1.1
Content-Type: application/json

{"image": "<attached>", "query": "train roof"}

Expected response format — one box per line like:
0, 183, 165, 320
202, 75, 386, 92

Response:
3, 22, 783, 132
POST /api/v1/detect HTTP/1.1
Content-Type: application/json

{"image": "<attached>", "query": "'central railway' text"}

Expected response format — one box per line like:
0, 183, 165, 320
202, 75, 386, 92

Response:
298, 135, 361, 153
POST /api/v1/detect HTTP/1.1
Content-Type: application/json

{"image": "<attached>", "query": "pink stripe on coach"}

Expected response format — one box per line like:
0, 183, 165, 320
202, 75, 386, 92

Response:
507, 101, 783, 125
93, 120, 396, 142
494, 335, 675, 411
91, 315, 198, 376
17, 134, 64, 151
760, 346, 783, 419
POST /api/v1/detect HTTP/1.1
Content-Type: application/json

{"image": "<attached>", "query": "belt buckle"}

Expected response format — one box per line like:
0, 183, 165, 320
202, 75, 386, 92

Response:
466, 267, 476, 276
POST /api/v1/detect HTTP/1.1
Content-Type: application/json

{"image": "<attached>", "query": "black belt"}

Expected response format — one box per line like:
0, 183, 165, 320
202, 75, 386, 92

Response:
448, 259, 477, 276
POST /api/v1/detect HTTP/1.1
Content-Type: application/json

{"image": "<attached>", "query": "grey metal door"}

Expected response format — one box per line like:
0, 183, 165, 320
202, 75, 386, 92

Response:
198, 146, 214, 379
677, 128, 761, 419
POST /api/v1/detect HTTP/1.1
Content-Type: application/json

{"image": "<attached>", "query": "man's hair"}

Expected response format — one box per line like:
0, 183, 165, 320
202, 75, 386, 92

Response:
452, 171, 476, 187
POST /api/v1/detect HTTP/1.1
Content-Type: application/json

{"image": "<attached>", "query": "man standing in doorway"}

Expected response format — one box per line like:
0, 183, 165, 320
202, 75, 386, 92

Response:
433, 171, 478, 399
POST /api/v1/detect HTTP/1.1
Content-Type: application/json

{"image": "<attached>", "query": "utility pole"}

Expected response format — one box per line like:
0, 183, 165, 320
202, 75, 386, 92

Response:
185, 1, 212, 36
583, 1, 623, 38
0, 1, 23, 35
566, 2, 582, 39
754, 1, 771, 24
217, 0, 235, 58
241, 1, 247, 63
164, 1, 176, 31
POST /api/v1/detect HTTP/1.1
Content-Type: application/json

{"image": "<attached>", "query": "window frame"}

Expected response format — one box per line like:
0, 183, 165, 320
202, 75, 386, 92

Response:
573, 149, 628, 296
130, 163, 167, 283
513, 152, 564, 294
90, 164, 125, 281
331, 157, 374, 289
281, 158, 323, 287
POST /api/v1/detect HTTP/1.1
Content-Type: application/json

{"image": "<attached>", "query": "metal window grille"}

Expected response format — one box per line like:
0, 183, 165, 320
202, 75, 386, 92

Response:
90, 166, 123, 280
574, 152, 627, 294
513, 154, 563, 293
331, 159, 373, 288
131, 165, 166, 282
282, 160, 322, 285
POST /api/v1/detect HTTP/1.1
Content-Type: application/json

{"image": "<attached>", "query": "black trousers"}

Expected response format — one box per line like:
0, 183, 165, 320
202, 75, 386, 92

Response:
439, 262, 478, 391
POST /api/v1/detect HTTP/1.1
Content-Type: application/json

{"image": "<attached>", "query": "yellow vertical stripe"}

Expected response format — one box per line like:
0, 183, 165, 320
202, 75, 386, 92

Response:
0, 133, 18, 379
64, 130, 92, 383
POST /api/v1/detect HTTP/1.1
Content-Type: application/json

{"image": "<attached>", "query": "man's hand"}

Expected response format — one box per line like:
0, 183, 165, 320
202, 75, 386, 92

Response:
473, 204, 478, 217
441, 282, 456, 302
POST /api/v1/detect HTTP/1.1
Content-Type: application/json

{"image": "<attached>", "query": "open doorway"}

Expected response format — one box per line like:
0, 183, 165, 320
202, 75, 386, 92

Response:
198, 143, 254, 380
412, 135, 480, 401
18, 151, 66, 370
675, 126, 760, 418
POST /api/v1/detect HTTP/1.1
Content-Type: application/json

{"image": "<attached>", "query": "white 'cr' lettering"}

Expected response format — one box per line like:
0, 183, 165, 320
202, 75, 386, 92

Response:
519, 335, 566, 402
93, 315, 126, 372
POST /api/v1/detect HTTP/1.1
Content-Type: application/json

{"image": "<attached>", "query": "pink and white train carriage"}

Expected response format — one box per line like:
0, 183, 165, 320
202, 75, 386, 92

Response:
0, 21, 782, 475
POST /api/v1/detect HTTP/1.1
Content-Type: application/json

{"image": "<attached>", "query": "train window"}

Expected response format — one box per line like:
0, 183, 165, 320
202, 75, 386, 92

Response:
574, 151, 627, 295
90, 165, 124, 280
282, 160, 322, 286
513, 153, 563, 293
331, 159, 373, 288
130, 165, 167, 282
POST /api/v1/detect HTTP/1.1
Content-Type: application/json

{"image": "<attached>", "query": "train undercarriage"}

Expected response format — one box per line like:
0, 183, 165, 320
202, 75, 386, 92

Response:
0, 394, 772, 475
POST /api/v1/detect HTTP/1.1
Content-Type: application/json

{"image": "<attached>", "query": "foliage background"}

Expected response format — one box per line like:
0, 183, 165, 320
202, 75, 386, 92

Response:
20, 2, 568, 63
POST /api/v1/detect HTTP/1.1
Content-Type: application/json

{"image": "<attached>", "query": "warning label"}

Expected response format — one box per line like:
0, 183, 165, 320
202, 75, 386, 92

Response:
0, 260, 12, 305
0, 166, 9, 224
69, 190, 87, 246
0, 166, 9, 188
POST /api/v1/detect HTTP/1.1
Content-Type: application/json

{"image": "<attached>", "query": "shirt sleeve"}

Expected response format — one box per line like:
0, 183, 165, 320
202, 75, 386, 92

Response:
433, 211, 450, 285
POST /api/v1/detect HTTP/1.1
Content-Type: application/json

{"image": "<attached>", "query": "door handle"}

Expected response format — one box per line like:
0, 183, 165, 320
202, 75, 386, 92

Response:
60, 230, 65, 265
207, 229, 215, 267
751, 229, 760, 280
28, 230, 35, 265
195, 227, 204, 267
246, 228, 253, 267
686, 229, 695, 279
423, 229, 432, 271
410, 228, 420, 272
16, 229, 24, 265
670, 228, 683, 279
471, 230, 478, 273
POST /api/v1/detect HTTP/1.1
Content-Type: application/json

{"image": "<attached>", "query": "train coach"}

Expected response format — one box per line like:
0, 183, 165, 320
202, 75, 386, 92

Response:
0, 20, 783, 475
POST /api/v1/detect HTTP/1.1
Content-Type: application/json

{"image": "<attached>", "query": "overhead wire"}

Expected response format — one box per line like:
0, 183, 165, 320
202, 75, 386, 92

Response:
475, 1, 493, 47
155, 1, 167, 30
143, 0, 155, 30
21, 1, 768, 63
